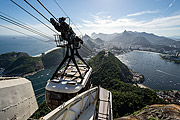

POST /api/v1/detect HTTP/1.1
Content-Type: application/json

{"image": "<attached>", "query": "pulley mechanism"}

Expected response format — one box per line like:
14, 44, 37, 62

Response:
50, 17, 89, 80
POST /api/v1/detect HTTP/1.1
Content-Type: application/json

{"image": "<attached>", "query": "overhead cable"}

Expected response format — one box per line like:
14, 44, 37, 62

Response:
0, 11, 53, 38
24, 0, 50, 23
37, 0, 59, 22
0, 14, 54, 41
10, 0, 59, 35
35, 87, 45, 92
0, 24, 54, 45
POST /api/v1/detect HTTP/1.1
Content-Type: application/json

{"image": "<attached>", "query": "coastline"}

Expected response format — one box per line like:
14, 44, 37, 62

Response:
23, 68, 44, 77
115, 54, 149, 89
33, 47, 60, 57
116, 51, 153, 90
0, 47, 60, 78
25, 47, 62, 77
25, 47, 60, 77
133, 50, 160, 55
136, 83, 150, 89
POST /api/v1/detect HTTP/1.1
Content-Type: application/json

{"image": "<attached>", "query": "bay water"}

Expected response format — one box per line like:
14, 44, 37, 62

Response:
117, 51, 180, 90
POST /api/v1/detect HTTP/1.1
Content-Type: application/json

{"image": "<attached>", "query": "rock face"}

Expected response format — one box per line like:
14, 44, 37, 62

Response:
116, 104, 180, 120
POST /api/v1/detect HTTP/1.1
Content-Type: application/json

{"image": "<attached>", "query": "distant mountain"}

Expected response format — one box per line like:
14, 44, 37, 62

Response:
112, 30, 134, 44
131, 36, 152, 46
169, 36, 180, 41
83, 34, 99, 49
94, 38, 104, 45
91, 32, 120, 41
91, 30, 178, 46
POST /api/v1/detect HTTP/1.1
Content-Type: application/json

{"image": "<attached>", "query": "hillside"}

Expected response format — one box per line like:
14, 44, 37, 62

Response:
42, 47, 91, 68
94, 38, 104, 45
91, 30, 180, 47
88, 51, 133, 83
0, 47, 91, 76
88, 51, 166, 118
4, 55, 43, 76
41, 48, 64, 68
131, 36, 152, 46
0, 52, 29, 69
83, 34, 100, 49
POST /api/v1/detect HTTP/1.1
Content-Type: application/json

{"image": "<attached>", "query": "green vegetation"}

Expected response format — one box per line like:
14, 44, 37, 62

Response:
88, 51, 166, 118
31, 101, 51, 119
4, 56, 43, 76
132, 106, 149, 116
41, 48, 64, 68
0, 47, 91, 76
41, 47, 91, 68
0, 52, 43, 76
88, 51, 133, 84
0, 52, 28, 68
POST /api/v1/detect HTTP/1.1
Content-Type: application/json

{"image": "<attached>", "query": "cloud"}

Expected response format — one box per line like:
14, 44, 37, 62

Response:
80, 13, 180, 36
127, 10, 158, 17
167, 0, 176, 9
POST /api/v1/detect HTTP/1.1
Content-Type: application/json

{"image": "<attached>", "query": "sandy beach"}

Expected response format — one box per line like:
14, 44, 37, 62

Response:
33, 47, 60, 57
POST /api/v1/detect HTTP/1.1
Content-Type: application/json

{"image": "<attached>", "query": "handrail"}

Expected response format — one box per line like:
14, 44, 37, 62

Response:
42, 87, 98, 120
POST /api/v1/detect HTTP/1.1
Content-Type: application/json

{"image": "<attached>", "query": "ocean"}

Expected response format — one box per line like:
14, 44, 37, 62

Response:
117, 51, 180, 90
0, 36, 55, 56
0, 35, 57, 104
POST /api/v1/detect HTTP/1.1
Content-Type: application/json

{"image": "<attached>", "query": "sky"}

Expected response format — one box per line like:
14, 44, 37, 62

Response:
0, 0, 180, 37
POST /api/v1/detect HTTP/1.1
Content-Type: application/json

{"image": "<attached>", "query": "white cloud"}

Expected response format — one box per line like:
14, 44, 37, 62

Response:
167, 0, 176, 9
127, 10, 158, 17
80, 13, 180, 36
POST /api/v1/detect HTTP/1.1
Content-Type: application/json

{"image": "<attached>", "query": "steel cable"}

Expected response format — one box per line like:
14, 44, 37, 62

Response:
0, 24, 54, 45
10, 0, 59, 35
0, 15, 54, 41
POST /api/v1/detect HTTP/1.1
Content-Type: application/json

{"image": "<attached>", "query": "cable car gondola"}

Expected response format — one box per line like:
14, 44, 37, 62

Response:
45, 17, 92, 110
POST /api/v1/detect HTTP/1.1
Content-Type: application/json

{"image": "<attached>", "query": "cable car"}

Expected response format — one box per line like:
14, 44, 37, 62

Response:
45, 17, 92, 110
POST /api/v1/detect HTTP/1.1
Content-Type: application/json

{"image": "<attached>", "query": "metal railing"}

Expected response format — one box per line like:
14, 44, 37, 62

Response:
42, 87, 98, 120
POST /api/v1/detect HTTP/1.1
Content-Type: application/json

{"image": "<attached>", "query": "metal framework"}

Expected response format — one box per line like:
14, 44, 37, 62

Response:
51, 34, 90, 80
